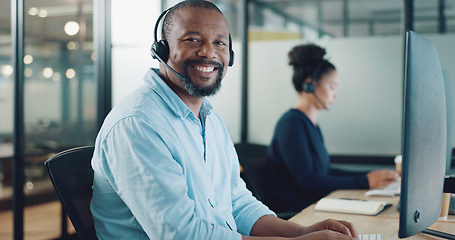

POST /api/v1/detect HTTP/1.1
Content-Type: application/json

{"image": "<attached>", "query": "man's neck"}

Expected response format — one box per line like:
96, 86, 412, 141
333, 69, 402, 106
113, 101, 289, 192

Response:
179, 94, 204, 118
159, 69, 204, 118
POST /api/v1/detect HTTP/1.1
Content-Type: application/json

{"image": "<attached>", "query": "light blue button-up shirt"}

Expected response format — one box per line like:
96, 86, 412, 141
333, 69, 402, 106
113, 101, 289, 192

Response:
90, 69, 274, 239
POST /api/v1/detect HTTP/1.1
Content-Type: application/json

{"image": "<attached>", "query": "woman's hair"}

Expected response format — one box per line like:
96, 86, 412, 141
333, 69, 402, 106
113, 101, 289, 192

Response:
288, 43, 336, 92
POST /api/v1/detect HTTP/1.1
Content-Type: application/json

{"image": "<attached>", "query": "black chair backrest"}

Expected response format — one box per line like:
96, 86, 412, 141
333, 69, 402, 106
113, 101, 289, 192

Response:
45, 146, 97, 240
235, 143, 299, 220
234, 143, 268, 201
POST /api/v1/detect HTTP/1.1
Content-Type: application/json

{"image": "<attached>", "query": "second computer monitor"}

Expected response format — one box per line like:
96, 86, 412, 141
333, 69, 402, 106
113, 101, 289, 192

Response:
398, 31, 447, 238
443, 70, 454, 174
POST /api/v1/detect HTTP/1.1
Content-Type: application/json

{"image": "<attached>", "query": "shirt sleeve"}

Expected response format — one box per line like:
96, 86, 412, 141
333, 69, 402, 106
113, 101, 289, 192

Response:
98, 116, 242, 240
275, 116, 369, 191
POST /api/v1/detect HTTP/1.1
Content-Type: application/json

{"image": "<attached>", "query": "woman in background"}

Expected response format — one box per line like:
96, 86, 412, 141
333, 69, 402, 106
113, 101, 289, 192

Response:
263, 43, 399, 213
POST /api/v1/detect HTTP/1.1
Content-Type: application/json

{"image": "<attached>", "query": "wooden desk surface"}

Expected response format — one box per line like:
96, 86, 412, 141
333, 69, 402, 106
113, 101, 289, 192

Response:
289, 190, 455, 240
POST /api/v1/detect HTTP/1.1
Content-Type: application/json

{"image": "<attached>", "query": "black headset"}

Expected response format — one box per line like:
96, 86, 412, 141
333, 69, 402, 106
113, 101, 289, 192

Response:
151, 8, 234, 67
302, 61, 324, 93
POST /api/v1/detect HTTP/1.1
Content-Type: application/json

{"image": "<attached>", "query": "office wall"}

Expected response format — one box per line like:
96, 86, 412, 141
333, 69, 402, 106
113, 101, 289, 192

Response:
111, 0, 158, 107
248, 37, 403, 156
248, 34, 455, 156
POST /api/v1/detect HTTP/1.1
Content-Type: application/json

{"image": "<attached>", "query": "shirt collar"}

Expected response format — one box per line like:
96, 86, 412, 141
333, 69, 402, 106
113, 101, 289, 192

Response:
144, 68, 213, 119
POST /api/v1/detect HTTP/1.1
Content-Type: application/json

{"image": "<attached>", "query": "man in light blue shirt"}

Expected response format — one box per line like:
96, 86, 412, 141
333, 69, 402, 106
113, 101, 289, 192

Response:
91, 1, 360, 239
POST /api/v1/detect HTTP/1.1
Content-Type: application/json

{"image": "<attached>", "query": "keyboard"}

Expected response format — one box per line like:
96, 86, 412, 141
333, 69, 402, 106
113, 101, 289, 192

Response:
359, 234, 382, 240
384, 180, 401, 194
365, 180, 401, 197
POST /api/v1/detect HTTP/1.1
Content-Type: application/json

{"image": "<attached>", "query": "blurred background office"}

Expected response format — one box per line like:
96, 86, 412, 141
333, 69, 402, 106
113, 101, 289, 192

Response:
1, 0, 455, 239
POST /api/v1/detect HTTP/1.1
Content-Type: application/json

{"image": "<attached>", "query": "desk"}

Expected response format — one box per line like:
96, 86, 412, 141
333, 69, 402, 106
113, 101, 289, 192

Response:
289, 190, 455, 239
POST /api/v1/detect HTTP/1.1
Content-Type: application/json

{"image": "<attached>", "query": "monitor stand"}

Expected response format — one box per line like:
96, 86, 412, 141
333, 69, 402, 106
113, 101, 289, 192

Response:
421, 229, 455, 239
420, 176, 455, 239
450, 194, 455, 215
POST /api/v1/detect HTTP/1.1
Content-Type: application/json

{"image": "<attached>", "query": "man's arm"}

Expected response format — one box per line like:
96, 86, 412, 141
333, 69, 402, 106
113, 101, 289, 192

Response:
244, 215, 359, 240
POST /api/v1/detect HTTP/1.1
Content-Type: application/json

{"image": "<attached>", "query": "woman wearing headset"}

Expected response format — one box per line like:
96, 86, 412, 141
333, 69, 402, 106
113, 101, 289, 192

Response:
263, 44, 399, 213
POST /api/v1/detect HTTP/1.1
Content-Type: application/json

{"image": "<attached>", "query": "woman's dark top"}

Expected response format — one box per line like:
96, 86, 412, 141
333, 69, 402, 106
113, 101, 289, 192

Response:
263, 109, 369, 212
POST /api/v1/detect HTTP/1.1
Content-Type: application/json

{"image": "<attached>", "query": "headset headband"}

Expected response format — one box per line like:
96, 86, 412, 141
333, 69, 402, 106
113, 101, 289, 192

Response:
154, 9, 170, 43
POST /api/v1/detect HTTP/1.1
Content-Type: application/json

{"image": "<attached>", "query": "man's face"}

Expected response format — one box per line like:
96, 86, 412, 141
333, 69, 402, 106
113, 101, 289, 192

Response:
165, 7, 231, 97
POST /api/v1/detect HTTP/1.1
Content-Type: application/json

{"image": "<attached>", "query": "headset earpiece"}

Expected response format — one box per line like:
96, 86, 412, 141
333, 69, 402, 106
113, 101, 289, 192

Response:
228, 49, 234, 67
151, 9, 170, 63
228, 36, 234, 67
151, 39, 169, 62
302, 81, 315, 93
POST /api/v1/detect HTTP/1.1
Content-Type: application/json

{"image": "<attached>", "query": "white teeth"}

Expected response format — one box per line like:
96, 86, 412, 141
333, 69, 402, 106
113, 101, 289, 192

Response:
195, 66, 214, 73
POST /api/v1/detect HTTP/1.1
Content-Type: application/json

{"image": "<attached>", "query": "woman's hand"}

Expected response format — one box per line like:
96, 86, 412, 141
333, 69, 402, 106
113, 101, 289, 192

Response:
367, 169, 399, 189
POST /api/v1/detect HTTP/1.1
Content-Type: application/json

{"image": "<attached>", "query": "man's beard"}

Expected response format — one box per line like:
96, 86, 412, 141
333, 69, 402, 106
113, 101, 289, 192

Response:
181, 59, 224, 97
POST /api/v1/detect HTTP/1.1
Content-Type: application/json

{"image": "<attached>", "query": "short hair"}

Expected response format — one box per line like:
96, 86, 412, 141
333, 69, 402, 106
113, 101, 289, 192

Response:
288, 43, 336, 92
161, 0, 223, 41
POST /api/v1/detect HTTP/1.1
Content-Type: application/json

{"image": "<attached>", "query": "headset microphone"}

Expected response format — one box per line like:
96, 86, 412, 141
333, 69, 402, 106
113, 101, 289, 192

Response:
312, 92, 329, 110
150, 44, 186, 81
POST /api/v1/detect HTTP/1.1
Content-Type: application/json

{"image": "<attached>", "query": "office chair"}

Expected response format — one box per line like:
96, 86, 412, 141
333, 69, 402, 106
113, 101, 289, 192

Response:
234, 143, 297, 220
44, 146, 97, 240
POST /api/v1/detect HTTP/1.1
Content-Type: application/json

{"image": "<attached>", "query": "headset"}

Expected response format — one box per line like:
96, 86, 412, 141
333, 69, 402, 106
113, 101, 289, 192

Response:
151, 7, 235, 76
302, 61, 324, 93
302, 61, 328, 109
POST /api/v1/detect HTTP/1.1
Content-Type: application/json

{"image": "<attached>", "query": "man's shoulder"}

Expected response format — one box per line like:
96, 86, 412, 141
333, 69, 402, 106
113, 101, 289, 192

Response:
102, 85, 173, 131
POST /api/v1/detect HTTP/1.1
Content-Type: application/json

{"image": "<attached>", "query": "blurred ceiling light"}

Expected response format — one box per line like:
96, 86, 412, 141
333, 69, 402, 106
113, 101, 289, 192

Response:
38, 9, 48, 18
67, 41, 79, 51
0, 65, 14, 76
26, 181, 34, 190
66, 68, 76, 79
42, 67, 54, 79
64, 21, 80, 36
27, 7, 39, 16
24, 68, 33, 78
23, 55, 33, 64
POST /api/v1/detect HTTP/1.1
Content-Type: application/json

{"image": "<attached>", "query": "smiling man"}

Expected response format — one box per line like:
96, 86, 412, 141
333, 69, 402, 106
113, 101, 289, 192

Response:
158, 1, 228, 113
90, 1, 360, 239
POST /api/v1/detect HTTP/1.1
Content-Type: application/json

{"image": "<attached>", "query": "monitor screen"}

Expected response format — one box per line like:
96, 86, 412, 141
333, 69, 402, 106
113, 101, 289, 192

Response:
398, 31, 447, 238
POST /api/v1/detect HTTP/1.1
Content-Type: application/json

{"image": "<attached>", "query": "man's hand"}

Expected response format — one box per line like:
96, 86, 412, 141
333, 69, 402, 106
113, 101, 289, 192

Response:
301, 218, 359, 239
246, 215, 359, 240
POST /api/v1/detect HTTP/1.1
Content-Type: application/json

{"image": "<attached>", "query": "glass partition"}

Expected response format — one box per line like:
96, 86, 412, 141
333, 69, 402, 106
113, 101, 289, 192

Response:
0, 0, 13, 214
1, 0, 98, 238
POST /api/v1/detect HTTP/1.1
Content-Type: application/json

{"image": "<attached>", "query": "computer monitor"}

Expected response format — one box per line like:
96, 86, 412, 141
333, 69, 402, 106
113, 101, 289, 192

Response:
443, 70, 454, 175
398, 31, 454, 239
